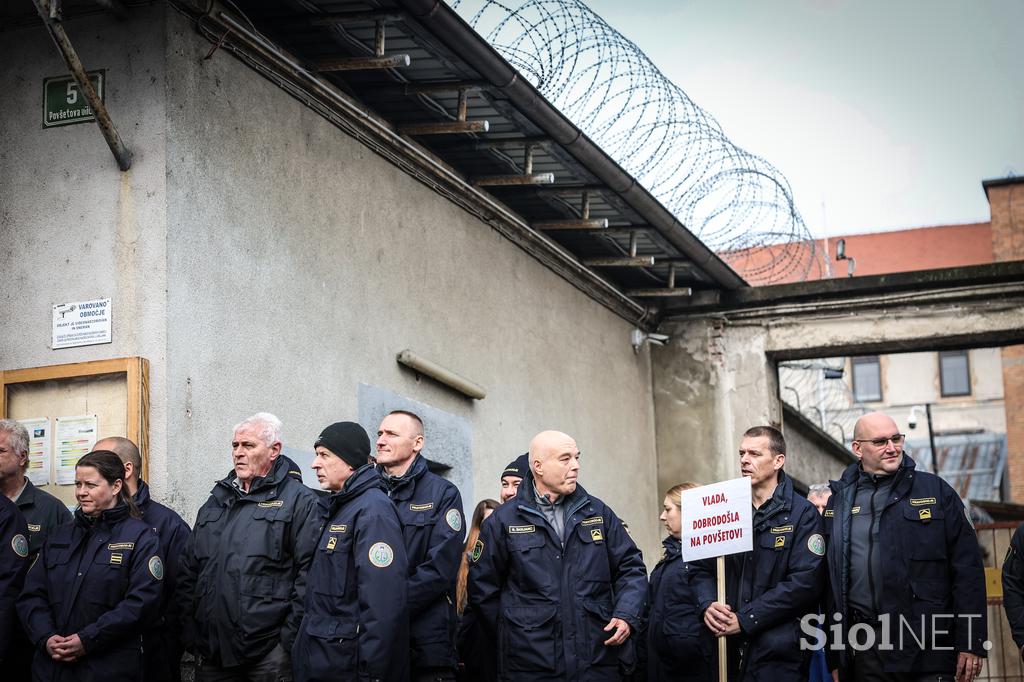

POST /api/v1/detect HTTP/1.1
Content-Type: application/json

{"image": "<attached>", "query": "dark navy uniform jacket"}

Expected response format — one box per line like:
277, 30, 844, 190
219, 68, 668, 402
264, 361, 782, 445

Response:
17, 504, 164, 682
692, 470, 825, 682
9, 479, 72, 681
467, 472, 647, 682
134, 480, 191, 682
1, 495, 30, 666
1002, 522, 1024, 651
16, 479, 72, 559
178, 456, 321, 667
294, 463, 410, 682
643, 536, 712, 682
824, 455, 987, 675
381, 455, 464, 671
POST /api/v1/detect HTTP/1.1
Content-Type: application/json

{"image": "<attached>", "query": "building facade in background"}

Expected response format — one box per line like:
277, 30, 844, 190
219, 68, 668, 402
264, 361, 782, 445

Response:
773, 181, 1024, 503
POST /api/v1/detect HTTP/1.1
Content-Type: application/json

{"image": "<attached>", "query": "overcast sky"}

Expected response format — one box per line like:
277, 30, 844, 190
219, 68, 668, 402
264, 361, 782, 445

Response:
585, 0, 1024, 238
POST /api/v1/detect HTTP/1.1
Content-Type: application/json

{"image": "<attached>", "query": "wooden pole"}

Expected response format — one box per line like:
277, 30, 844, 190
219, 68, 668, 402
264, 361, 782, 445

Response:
717, 555, 728, 682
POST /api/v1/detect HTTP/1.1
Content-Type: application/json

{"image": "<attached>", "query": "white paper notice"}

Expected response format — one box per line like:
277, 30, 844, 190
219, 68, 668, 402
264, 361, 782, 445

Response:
52, 298, 112, 349
55, 415, 98, 485
681, 476, 753, 562
18, 417, 52, 486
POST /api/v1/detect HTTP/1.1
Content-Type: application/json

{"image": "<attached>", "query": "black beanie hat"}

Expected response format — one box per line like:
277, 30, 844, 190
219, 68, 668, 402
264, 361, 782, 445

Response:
500, 453, 530, 481
314, 422, 371, 471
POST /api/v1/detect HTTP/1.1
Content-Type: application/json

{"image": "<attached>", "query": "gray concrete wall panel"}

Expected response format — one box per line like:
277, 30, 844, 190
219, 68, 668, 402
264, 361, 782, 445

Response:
160, 11, 660, 558
0, 7, 171, 502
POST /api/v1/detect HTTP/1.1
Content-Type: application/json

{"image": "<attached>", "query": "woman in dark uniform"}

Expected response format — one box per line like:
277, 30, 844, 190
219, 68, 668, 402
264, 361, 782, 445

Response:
18, 450, 164, 681
645, 482, 713, 682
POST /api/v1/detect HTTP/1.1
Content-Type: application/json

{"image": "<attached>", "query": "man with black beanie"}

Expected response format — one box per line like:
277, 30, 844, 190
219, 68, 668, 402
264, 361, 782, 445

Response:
293, 421, 410, 682
499, 453, 528, 504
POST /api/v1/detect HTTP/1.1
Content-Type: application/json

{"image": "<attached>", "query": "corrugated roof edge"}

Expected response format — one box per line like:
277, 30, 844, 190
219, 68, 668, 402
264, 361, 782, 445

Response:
396, 0, 747, 291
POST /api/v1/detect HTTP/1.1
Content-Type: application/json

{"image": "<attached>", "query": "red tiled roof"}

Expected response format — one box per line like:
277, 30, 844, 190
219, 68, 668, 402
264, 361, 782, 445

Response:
723, 222, 993, 285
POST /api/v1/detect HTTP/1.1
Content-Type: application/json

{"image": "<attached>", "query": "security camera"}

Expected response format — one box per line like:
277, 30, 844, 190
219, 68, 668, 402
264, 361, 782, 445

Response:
631, 329, 671, 354
647, 333, 670, 345
907, 405, 925, 430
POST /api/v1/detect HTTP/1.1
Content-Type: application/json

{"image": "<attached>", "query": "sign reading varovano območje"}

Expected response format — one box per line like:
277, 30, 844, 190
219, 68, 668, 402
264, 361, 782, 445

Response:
52, 298, 112, 350
43, 72, 104, 128
680, 476, 753, 562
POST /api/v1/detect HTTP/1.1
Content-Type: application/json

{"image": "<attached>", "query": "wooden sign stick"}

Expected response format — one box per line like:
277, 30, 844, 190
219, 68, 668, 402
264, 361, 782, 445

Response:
717, 555, 727, 682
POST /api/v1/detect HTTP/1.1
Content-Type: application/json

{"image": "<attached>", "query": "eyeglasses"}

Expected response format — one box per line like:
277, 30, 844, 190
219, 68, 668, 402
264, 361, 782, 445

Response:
852, 434, 905, 447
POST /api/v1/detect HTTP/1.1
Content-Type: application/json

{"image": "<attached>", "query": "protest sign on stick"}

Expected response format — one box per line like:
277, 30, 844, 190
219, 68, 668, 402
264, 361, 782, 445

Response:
681, 476, 753, 682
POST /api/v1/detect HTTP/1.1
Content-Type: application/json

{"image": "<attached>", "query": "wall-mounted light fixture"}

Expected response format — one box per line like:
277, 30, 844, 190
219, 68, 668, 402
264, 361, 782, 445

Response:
396, 350, 487, 400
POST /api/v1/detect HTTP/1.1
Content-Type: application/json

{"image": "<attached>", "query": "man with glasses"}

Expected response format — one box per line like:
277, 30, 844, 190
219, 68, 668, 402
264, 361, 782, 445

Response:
821, 411, 987, 682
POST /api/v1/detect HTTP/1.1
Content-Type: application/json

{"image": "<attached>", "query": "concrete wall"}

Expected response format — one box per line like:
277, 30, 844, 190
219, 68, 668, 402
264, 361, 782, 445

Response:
0, 7, 171, 495
160, 10, 662, 559
652, 319, 780, 495
0, 7, 664, 562
656, 294, 1023, 502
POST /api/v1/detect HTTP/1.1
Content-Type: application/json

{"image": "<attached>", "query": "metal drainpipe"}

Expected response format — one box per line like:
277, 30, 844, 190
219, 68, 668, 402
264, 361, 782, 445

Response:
31, 0, 133, 171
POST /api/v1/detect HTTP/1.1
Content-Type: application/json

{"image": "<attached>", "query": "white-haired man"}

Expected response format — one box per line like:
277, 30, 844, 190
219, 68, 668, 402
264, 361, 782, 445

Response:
178, 413, 320, 682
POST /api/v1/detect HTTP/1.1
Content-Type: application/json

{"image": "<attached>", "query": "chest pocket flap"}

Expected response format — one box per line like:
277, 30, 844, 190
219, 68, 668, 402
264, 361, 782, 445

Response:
758, 530, 792, 551
508, 530, 546, 551
903, 504, 946, 560
902, 504, 944, 523
576, 523, 606, 545
44, 544, 73, 569
252, 503, 294, 523
248, 503, 294, 559
95, 548, 133, 568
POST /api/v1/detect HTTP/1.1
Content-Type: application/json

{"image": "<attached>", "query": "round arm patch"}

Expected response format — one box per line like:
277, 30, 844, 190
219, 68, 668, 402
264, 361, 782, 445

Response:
11, 533, 28, 558
369, 542, 394, 568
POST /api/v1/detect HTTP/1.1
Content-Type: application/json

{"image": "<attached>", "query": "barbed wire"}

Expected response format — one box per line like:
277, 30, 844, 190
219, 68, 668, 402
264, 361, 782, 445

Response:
777, 360, 866, 447
449, 0, 826, 284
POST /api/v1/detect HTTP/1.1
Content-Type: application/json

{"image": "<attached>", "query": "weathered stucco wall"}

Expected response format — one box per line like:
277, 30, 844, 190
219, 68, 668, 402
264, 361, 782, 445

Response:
161, 11, 662, 558
652, 319, 779, 495
0, 7, 170, 496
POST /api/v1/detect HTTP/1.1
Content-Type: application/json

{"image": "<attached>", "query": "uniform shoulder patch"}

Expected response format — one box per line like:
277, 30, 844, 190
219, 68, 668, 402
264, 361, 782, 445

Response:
368, 542, 394, 568
12, 533, 28, 558
446, 509, 463, 532
148, 556, 164, 580
471, 539, 484, 562
807, 533, 825, 557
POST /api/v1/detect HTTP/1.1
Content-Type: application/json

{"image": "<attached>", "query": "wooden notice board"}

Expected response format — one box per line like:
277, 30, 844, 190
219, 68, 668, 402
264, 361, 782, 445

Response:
1, 357, 149, 508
